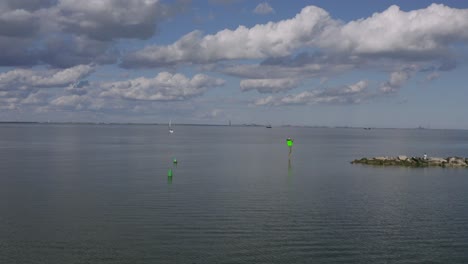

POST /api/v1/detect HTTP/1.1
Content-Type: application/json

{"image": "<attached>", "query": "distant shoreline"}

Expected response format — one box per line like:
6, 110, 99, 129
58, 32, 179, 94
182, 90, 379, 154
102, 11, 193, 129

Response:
0, 121, 466, 131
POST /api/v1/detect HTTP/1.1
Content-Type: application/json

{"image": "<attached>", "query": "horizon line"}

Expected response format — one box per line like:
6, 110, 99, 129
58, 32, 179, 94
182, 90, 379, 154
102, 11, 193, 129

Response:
0, 121, 465, 131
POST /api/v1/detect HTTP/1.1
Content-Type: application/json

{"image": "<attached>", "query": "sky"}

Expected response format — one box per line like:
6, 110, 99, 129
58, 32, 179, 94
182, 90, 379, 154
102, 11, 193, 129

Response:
1, 0, 468, 129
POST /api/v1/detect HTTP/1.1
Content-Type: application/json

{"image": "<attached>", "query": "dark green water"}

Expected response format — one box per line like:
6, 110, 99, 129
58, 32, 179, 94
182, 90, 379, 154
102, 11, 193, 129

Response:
1, 124, 468, 263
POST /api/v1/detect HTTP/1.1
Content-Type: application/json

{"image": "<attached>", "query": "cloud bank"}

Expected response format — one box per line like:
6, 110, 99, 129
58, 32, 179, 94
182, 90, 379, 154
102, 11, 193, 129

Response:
0, 67, 225, 112
0, 0, 183, 68
1, 2, 468, 122
123, 4, 468, 68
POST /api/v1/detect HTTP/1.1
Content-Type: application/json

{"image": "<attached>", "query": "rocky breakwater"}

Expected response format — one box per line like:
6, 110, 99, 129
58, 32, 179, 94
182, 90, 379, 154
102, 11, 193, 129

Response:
351, 155, 468, 168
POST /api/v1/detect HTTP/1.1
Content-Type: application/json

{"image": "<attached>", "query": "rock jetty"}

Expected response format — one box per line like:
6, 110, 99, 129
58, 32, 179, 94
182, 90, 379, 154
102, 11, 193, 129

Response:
351, 156, 468, 168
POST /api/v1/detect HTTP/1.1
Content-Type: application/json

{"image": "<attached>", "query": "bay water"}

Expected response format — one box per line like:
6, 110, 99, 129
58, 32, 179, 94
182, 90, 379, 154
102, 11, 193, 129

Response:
1, 124, 468, 263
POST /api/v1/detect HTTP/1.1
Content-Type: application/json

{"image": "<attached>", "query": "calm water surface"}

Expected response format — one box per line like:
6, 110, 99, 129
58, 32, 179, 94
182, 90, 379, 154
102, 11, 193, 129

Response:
1, 124, 468, 263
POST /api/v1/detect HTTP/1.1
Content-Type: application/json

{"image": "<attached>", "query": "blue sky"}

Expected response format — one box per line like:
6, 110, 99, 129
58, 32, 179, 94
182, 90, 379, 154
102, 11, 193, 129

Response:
1, 0, 468, 129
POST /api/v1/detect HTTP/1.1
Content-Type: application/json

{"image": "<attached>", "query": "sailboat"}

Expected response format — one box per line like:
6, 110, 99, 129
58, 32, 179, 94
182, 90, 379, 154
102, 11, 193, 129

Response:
169, 120, 174, 134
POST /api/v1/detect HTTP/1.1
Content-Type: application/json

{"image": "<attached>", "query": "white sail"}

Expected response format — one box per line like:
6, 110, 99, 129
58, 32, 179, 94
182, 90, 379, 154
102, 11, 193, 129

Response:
169, 119, 174, 133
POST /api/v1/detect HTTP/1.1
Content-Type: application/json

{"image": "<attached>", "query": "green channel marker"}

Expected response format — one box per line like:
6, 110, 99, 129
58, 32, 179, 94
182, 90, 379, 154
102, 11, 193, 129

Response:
286, 137, 294, 157
167, 168, 173, 177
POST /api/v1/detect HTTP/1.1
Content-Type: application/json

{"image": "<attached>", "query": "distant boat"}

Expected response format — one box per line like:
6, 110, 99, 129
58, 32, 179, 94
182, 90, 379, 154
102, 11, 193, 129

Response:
169, 120, 174, 134
266, 124, 272, 128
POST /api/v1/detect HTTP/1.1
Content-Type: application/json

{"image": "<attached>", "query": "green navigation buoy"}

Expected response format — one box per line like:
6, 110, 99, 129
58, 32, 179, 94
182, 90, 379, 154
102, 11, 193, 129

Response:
173, 158, 178, 165
167, 168, 173, 177
286, 137, 294, 158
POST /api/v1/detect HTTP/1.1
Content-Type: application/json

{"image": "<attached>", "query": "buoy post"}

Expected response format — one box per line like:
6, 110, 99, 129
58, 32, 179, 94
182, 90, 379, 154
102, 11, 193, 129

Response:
286, 137, 294, 158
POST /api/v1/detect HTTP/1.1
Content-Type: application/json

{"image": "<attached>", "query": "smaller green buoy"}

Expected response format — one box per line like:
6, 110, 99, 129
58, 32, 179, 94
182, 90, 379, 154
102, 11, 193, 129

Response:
173, 158, 178, 164
167, 168, 173, 177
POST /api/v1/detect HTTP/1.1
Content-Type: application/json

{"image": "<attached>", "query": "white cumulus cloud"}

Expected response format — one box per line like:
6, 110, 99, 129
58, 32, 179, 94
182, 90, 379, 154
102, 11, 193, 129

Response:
100, 72, 225, 101
122, 5, 337, 67
380, 66, 418, 93
54, 0, 169, 41
254, 2, 274, 15
253, 95, 275, 106
326, 4, 468, 56
0, 65, 94, 90
240, 78, 300, 93
254, 80, 371, 106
